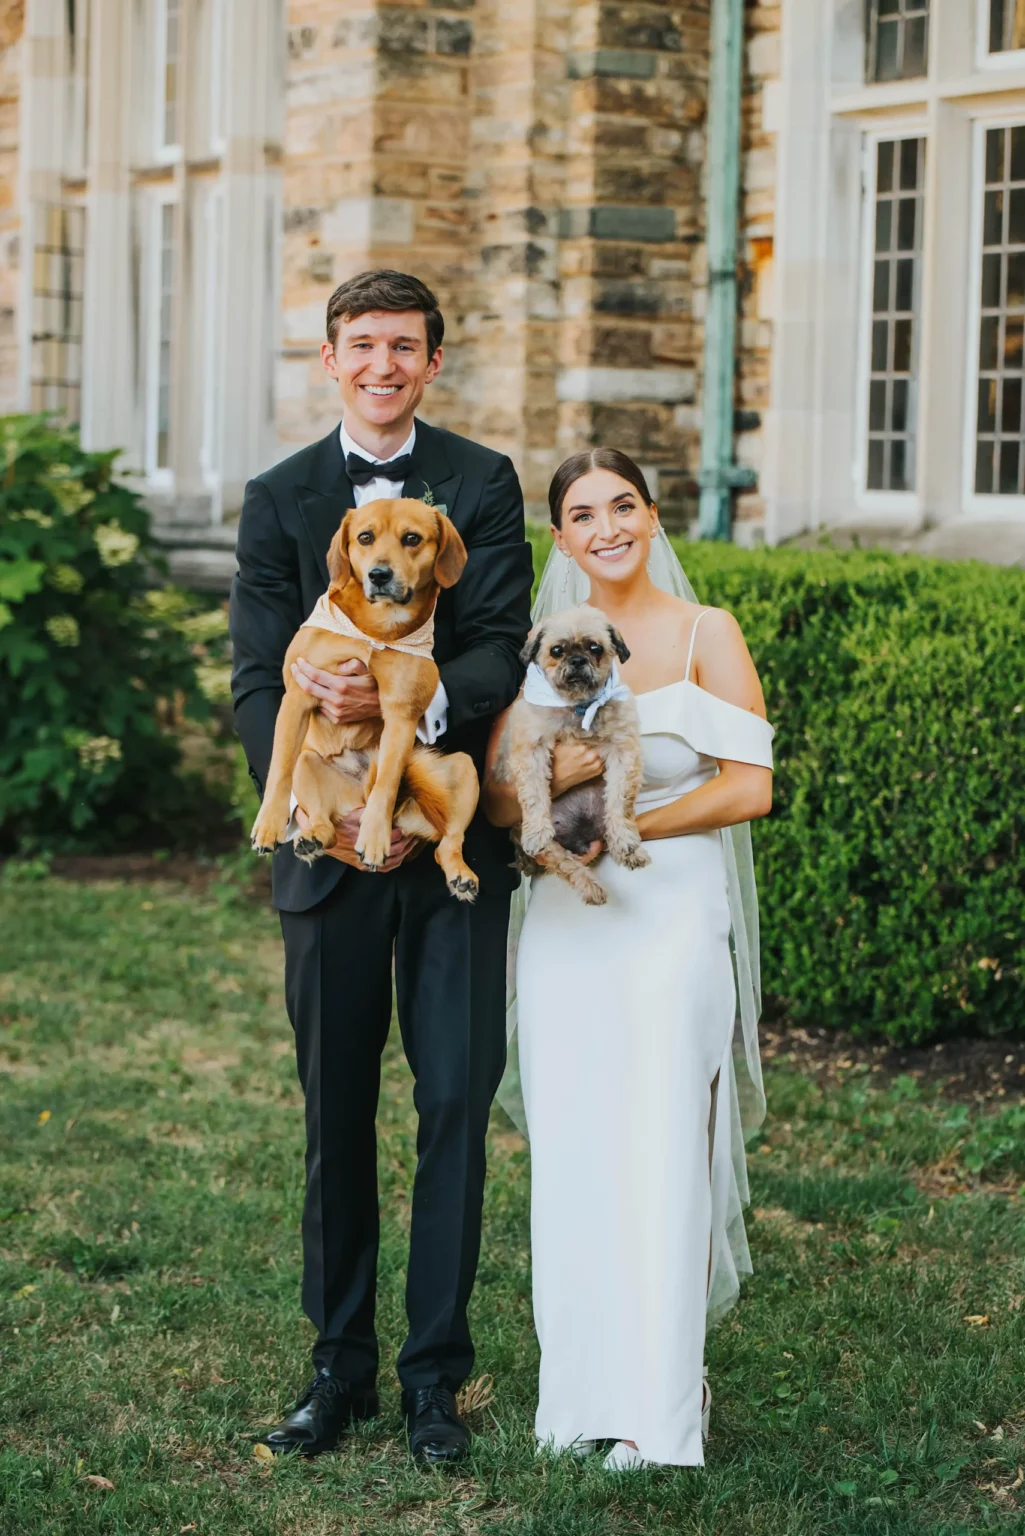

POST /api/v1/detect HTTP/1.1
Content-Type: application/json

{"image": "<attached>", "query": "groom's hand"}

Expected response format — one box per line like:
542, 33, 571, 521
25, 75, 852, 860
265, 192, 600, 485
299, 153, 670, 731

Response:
295, 806, 420, 872
291, 656, 381, 724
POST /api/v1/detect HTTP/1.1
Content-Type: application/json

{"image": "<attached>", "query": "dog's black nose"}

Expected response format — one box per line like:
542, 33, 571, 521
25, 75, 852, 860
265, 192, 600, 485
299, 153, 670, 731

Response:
368, 565, 393, 588
568, 654, 589, 671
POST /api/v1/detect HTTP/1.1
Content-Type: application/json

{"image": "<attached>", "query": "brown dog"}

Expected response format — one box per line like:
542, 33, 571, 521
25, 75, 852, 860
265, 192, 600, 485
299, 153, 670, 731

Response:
250, 497, 480, 901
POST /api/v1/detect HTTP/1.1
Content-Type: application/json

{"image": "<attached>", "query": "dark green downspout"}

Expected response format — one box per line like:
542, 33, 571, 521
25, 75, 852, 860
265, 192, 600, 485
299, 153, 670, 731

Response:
697, 0, 756, 540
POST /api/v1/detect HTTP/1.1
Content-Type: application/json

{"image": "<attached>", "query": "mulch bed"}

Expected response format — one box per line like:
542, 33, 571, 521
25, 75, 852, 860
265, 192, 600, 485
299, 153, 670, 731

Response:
761, 1021, 1025, 1105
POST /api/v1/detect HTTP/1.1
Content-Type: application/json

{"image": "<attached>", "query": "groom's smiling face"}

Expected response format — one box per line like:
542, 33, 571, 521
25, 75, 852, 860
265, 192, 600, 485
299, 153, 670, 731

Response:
322, 309, 443, 439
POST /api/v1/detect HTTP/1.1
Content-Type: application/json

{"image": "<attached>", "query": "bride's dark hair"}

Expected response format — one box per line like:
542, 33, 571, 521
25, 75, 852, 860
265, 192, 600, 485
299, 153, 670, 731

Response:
548, 449, 654, 528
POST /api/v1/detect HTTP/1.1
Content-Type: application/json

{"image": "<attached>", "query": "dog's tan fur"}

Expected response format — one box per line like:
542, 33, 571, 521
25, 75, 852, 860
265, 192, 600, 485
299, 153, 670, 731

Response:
250, 497, 480, 901
497, 604, 649, 905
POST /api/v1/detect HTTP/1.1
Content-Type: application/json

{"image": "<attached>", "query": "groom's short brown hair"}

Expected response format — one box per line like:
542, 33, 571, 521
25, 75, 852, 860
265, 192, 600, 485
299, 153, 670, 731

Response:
326, 270, 444, 358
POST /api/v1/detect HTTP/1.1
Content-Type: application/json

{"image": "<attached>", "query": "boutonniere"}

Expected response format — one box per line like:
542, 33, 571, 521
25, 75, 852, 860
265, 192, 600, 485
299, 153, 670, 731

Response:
421, 486, 448, 517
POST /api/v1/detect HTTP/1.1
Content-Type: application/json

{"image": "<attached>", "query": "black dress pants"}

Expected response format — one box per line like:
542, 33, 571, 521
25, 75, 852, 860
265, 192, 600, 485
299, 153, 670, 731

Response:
278, 853, 510, 1392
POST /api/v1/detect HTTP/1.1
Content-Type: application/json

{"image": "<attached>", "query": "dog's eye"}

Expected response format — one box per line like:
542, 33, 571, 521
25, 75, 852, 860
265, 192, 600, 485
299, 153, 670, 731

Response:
357, 531, 375, 546
550, 645, 564, 659
401, 532, 422, 547
588, 642, 604, 656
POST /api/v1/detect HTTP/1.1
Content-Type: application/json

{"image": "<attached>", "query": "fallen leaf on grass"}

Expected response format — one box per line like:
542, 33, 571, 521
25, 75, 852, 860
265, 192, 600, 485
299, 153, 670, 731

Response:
179, 1526, 197, 1533
991, 1426, 1006, 1442
82, 1474, 115, 1491
37, 1110, 51, 1125
974, 1420, 990, 1434
457, 1374, 494, 1417
14, 1284, 36, 1299
252, 1443, 274, 1463
963, 1314, 991, 1327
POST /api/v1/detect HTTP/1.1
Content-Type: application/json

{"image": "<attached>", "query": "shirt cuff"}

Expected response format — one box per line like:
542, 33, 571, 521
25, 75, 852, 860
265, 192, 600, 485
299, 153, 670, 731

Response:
417, 679, 449, 746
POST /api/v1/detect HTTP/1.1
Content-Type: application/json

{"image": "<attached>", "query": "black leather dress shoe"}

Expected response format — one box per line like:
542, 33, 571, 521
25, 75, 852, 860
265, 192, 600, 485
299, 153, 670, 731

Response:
402, 1385, 471, 1464
258, 1370, 379, 1457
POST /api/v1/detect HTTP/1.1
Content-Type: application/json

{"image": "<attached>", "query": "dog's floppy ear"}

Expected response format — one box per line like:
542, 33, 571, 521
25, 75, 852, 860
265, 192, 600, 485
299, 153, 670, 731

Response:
433, 511, 468, 589
607, 624, 630, 664
326, 513, 353, 593
520, 625, 544, 667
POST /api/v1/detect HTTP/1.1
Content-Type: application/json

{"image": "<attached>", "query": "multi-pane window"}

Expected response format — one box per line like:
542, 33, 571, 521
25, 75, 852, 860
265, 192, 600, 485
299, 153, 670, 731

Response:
30, 204, 86, 422
159, 0, 183, 151
865, 139, 925, 493
975, 126, 1025, 496
866, 0, 930, 83
989, 1, 1025, 54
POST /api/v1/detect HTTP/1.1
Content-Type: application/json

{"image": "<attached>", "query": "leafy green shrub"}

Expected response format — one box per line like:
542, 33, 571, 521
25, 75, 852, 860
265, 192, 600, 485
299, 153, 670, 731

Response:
528, 527, 1025, 1042
0, 414, 231, 851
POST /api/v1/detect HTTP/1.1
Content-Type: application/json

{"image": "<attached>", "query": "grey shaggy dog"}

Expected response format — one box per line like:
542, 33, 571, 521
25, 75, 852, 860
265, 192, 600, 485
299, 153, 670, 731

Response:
496, 604, 650, 906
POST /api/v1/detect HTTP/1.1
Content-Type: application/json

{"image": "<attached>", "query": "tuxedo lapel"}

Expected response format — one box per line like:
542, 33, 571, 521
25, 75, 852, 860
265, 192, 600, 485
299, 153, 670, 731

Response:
296, 427, 356, 586
403, 420, 463, 519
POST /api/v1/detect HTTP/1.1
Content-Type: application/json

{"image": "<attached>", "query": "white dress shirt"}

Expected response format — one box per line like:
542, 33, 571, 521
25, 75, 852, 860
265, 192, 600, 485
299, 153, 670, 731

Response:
339, 419, 449, 744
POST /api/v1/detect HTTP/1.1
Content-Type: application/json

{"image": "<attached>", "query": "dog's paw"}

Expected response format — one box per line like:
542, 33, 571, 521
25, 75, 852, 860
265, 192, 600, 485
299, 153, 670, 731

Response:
355, 827, 391, 871
520, 822, 556, 859
294, 835, 325, 865
609, 839, 651, 871
250, 816, 285, 856
579, 877, 608, 906
447, 873, 479, 904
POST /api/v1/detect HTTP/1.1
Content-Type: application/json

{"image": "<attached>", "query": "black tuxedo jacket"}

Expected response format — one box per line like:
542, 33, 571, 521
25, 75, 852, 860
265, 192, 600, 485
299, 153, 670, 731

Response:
229, 419, 534, 912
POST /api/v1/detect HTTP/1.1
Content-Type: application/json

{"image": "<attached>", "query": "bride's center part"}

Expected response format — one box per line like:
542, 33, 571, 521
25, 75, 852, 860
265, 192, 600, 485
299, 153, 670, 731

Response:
551, 467, 660, 614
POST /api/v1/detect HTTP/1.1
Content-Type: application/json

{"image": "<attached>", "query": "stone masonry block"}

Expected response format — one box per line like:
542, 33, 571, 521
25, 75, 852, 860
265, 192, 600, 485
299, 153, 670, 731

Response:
567, 49, 658, 80
377, 9, 430, 55
558, 206, 676, 242
597, 8, 683, 54
437, 18, 473, 56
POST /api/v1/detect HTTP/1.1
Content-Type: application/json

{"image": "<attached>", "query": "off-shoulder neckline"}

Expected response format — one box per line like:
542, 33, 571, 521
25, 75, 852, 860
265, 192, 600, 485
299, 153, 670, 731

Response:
634, 676, 770, 727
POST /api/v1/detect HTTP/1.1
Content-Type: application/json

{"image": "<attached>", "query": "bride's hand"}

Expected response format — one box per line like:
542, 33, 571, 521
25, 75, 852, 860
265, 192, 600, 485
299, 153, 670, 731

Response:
551, 742, 603, 797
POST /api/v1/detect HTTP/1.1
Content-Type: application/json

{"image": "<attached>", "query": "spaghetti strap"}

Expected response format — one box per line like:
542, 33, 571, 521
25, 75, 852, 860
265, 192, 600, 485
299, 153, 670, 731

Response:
684, 609, 709, 683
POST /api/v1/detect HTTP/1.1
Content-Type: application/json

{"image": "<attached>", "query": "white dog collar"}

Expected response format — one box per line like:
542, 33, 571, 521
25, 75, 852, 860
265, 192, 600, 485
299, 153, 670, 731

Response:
522, 660, 631, 733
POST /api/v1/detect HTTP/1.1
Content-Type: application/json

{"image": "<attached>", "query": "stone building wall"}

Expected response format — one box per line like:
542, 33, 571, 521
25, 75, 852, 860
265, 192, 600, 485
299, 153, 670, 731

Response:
0, 0, 23, 414
280, 0, 783, 532
279, 0, 480, 446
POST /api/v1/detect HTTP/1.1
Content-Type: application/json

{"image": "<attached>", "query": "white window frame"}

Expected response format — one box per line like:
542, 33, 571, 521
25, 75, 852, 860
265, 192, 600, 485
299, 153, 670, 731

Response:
153, 0, 184, 165
854, 122, 929, 513
962, 110, 1025, 515
143, 184, 179, 487
200, 184, 225, 496
976, 0, 1025, 72
209, 0, 227, 157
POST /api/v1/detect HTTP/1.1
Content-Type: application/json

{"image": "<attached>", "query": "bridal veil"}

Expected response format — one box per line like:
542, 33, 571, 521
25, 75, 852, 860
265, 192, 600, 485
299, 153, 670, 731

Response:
500, 528, 767, 1322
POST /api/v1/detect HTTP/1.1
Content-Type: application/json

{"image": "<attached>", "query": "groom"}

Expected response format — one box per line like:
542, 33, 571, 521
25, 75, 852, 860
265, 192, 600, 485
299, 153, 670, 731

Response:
229, 270, 533, 1462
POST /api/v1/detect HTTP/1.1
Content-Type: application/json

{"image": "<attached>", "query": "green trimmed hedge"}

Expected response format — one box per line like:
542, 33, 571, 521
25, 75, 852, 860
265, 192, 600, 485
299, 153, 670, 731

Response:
528, 528, 1025, 1043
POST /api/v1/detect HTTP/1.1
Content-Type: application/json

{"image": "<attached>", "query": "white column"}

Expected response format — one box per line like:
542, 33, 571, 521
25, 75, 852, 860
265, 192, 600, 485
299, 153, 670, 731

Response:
216, 0, 282, 517
79, 0, 136, 461
762, 0, 836, 542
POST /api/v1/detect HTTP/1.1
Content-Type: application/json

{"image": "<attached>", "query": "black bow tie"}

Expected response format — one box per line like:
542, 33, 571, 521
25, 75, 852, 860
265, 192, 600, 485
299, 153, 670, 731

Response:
345, 451, 413, 487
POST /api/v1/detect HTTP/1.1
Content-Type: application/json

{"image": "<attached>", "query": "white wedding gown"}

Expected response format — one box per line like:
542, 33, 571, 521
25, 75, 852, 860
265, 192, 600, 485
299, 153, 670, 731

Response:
516, 642, 775, 1466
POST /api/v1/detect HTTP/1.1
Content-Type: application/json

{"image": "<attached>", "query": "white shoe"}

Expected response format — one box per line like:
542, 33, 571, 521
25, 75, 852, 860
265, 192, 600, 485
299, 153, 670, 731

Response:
536, 1435, 596, 1460
603, 1440, 650, 1471
603, 1373, 709, 1471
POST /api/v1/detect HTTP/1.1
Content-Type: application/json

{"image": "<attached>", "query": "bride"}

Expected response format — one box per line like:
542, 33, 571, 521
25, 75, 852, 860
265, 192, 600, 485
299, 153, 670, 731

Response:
483, 449, 774, 1470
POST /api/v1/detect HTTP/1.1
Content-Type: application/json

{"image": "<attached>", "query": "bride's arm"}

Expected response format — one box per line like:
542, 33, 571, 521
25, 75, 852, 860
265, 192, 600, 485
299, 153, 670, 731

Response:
482, 707, 605, 829
636, 610, 773, 840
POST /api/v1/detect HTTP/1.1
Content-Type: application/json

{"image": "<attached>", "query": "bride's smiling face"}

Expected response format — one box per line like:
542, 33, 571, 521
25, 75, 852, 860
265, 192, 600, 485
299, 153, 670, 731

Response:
553, 469, 658, 584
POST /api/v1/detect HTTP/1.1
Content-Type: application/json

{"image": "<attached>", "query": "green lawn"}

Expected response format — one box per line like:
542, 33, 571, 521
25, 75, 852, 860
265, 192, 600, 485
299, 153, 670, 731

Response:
0, 872, 1023, 1536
